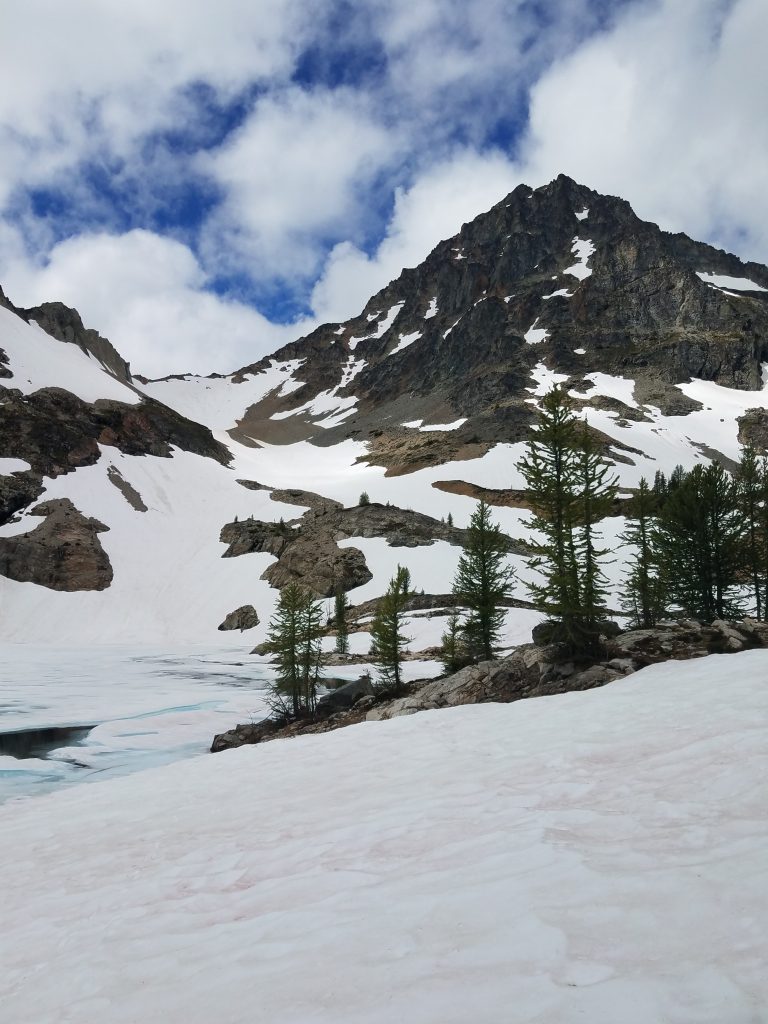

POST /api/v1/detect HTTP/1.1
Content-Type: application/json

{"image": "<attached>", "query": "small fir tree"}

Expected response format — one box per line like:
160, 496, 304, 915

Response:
334, 586, 350, 655
518, 388, 617, 655
452, 500, 514, 661
369, 565, 411, 695
264, 582, 323, 719
441, 608, 467, 673
737, 445, 764, 620
359, 491, 371, 506
658, 462, 745, 620
446, 512, 454, 527
621, 477, 667, 627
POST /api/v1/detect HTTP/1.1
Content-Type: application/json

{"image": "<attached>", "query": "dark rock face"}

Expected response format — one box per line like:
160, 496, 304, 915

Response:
0, 498, 112, 591
227, 175, 768, 473
218, 605, 260, 631
737, 408, 768, 453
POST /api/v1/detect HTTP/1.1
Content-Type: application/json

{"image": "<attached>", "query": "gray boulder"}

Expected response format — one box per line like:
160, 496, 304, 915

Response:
218, 604, 260, 631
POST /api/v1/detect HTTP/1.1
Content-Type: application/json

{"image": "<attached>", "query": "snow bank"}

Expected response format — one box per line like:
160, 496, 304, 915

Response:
0, 306, 140, 405
1, 652, 766, 1022
696, 271, 767, 293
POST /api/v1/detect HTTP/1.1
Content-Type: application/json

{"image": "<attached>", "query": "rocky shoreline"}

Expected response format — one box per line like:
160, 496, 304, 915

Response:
211, 617, 768, 753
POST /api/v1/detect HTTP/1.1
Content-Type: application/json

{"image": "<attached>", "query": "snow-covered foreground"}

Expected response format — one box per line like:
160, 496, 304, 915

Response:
2, 652, 766, 1023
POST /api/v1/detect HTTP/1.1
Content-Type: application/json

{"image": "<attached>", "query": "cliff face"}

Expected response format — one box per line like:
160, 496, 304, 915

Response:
227, 175, 768, 470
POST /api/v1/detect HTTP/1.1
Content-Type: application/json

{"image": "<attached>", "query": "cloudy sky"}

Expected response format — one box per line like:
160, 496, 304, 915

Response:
1, 0, 765, 377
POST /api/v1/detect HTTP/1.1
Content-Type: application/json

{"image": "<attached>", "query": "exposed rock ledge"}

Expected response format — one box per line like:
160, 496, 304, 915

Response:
211, 618, 768, 752
0, 498, 112, 591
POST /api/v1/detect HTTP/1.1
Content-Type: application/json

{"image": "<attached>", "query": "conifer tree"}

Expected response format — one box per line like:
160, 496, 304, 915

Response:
440, 608, 467, 673
758, 456, 768, 619
621, 477, 667, 627
334, 586, 349, 655
264, 582, 323, 718
518, 387, 616, 653
452, 500, 514, 661
369, 565, 411, 695
573, 420, 618, 646
737, 445, 764, 619
658, 462, 745, 620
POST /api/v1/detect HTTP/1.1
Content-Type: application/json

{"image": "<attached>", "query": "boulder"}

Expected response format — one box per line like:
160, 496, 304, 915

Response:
210, 717, 280, 753
317, 677, 375, 712
218, 605, 260, 632
0, 498, 112, 591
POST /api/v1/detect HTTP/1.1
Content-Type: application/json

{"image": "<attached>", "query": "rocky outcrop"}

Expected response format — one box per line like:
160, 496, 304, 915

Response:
106, 465, 147, 512
217, 605, 260, 631
210, 618, 768, 752
368, 618, 768, 720
737, 408, 768, 454
220, 498, 517, 599
0, 386, 231, 527
0, 498, 112, 591
262, 531, 372, 596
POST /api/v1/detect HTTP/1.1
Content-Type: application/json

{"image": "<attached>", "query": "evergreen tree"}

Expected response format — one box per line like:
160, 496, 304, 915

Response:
359, 491, 371, 506
573, 420, 618, 647
452, 500, 514, 661
758, 457, 768, 619
446, 512, 454, 528
334, 586, 349, 655
518, 387, 616, 654
440, 608, 467, 673
621, 477, 667, 627
369, 565, 411, 695
658, 462, 745, 620
264, 582, 323, 718
737, 445, 764, 619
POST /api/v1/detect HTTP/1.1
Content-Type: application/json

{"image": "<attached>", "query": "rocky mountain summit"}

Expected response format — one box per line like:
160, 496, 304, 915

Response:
224, 174, 768, 472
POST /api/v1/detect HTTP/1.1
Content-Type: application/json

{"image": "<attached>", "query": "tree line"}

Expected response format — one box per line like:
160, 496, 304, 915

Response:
261, 385, 767, 719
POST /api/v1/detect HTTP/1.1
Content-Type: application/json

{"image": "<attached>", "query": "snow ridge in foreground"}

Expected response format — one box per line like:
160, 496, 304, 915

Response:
1, 651, 766, 1023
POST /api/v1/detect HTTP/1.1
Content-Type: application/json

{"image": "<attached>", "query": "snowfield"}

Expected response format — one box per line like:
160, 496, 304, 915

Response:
1, 652, 766, 1023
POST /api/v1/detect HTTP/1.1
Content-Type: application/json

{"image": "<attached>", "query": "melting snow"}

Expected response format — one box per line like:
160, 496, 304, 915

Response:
419, 418, 467, 432
575, 207, 589, 220
389, 331, 422, 356
0, 457, 31, 475
696, 271, 767, 293
564, 237, 595, 280
542, 288, 574, 299
528, 362, 569, 397
574, 347, 586, 355
570, 372, 639, 409
524, 320, 549, 345
375, 302, 405, 336
424, 297, 438, 319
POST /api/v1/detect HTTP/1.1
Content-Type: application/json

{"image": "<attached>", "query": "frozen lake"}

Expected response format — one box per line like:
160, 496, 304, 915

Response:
0, 644, 280, 803
0, 644, 440, 804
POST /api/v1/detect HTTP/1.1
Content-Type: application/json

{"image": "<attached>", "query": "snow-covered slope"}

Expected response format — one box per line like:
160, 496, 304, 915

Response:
0, 304, 139, 404
4, 174, 768, 647
2, 652, 766, 1023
